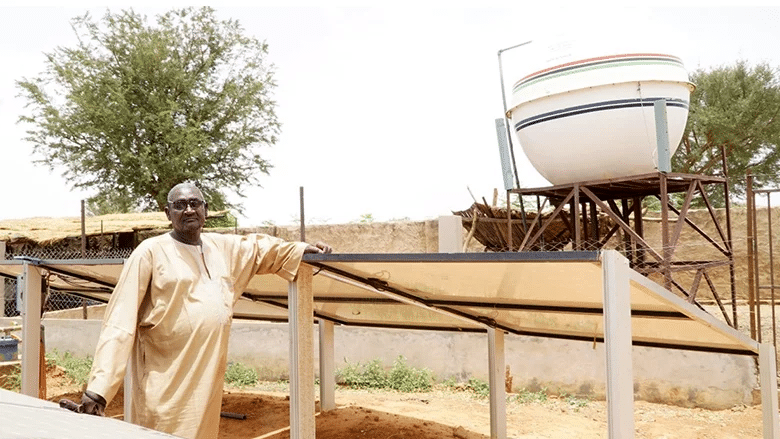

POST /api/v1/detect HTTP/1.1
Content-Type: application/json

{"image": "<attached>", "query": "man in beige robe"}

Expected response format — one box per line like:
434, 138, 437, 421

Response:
61, 182, 331, 439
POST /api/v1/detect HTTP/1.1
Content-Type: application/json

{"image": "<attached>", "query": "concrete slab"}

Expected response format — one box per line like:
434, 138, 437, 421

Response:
0, 388, 179, 439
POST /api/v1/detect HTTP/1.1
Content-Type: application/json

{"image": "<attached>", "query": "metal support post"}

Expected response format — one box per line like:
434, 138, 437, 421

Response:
602, 250, 635, 438
573, 186, 581, 250
497, 40, 533, 190
487, 328, 507, 439
319, 319, 336, 412
747, 171, 758, 339
721, 145, 738, 328
289, 265, 315, 439
299, 186, 306, 243
661, 174, 671, 290
495, 118, 515, 191
768, 194, 778, 347
654, 99, 671, 173
507, 192, 513, 251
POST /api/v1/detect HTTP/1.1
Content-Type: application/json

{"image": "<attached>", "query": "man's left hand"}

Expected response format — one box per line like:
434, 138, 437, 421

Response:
59, 390, 106, 416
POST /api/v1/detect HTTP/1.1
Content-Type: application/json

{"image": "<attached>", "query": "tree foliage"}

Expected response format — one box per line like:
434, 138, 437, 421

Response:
672, 61, 780, 206
17, 7, 279, 213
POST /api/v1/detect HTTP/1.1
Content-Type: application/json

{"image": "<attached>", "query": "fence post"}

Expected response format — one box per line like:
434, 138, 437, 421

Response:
81, 200, 88, 319
0, 241, 5, 317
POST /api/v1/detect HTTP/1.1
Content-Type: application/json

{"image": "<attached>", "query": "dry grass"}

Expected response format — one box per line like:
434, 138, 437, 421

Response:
0, 212, 172, 245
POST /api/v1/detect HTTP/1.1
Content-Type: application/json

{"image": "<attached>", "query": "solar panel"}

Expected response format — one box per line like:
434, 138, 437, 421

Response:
0, 252, 758, 355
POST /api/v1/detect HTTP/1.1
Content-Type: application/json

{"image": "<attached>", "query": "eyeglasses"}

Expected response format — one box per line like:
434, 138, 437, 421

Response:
169, 199, 206, 211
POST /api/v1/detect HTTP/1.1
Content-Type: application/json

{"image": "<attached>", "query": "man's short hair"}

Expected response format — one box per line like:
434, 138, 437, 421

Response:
167, 182, 204, 203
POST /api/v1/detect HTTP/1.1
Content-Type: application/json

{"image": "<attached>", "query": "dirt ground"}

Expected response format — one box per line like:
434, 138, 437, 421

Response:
46, 369, 765, 439
22, 303, 775, 439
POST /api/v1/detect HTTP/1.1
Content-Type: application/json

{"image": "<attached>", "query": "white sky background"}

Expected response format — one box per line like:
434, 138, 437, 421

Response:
0, 4, 778, 226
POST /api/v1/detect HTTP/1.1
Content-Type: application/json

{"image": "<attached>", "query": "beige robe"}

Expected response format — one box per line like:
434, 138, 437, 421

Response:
87, 232, 308, 439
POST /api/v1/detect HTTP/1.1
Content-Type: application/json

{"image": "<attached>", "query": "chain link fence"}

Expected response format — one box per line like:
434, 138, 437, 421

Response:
5, 247, 132, 261
511, 239, 617, 253
2, 278, 17, 318
2, 246, 132, 317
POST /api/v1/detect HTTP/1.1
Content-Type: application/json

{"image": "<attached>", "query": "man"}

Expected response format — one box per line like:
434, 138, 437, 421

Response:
61, 182, 331, 439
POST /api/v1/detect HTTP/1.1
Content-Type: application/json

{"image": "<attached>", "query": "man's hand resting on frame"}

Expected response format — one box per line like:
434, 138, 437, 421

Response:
59, 390, 106, 416
304, 241, 332, 254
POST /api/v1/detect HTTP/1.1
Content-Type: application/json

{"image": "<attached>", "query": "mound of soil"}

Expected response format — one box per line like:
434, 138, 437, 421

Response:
48, 378, 763, 439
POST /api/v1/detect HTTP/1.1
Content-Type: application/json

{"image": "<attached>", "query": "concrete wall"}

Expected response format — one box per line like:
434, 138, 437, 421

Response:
3, 315, 757, 410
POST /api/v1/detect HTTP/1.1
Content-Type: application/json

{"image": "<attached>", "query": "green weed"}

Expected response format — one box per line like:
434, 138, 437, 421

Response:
338, 359, 389, 389
513, 387, 549, 404
439, 376, 458, 390
388, 356, 432, 392
464, 378, 491, 399
337, 356, 432, 392
47, 350, 93, 386
561, 392, 590, 412
224, 362, 258, 388
0, 364, 21, 392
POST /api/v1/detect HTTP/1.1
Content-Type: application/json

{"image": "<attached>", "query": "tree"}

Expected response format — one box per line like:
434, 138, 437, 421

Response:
17, 7, 279, 212
672, 61, 780, 207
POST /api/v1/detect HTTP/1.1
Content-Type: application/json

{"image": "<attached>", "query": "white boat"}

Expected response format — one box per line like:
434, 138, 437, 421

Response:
506, 53, 694, 185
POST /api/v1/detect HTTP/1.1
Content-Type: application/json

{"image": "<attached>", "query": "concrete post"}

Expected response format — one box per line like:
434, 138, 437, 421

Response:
21, 262, 42, 397
602, 250, 635, 438
319, 319, 336, 411
488, 328, 507, 439
759, 343, 780, 439
124, 358, 134, 423
289, 265, 315, 439
438, 215, 463, 253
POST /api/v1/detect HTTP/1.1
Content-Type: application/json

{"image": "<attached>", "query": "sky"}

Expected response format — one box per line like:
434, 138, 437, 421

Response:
0, 3, 778, 226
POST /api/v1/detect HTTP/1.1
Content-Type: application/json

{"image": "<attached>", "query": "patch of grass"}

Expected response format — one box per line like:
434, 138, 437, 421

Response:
437, 378, 554, 406
464, 378, 491, 399
513, 387, 548, 404
388, 356, 432, 392
0, 364, 21, 392
337, 356, 433, 392
224, 362, 258, 388
338, 359, 389, 389
47, 350, 93, 387
440, 376, 458, 390
561, 392, 590, 412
